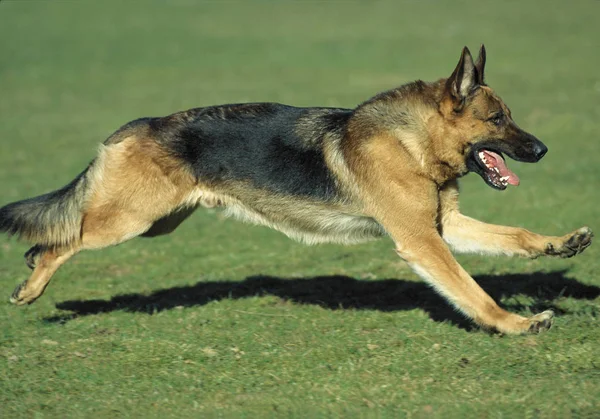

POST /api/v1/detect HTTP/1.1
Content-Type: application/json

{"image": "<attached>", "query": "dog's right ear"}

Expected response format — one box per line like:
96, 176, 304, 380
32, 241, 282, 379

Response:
446, 46, 478, 107
474, 44, 486, 85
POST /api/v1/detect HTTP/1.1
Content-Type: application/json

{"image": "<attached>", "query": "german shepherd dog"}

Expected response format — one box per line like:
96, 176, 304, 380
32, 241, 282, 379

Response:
0, 45, 593, 334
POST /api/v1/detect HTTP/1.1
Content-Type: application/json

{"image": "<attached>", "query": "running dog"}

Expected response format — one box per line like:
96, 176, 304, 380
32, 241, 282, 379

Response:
0, 45, 592, 334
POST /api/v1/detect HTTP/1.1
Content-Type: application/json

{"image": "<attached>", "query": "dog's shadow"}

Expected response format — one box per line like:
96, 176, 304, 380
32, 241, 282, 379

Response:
45, 271, 600, 330
45, 270, 600, 330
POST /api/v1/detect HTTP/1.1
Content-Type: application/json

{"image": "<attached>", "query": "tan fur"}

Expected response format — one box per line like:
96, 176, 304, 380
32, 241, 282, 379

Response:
10, 245, 78, 305
336, 46, 591, 333
340, 131, 551, 334
439, 181, 571, 257
80, 137, 198, 249
10, 136, 201, 305
7, 46, 592, 338
211, 183, 384, 245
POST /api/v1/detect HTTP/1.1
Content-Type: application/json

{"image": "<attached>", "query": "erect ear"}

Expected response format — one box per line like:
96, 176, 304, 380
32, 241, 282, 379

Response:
474, 44, 486, 85
446, 46, 478, 103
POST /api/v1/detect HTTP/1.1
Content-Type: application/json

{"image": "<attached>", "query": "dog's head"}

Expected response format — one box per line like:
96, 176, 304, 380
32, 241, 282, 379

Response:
440, 45, 547, 190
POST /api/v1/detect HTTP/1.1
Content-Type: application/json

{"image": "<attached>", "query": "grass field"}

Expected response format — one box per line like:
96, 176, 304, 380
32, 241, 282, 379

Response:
1, 1, 599, 417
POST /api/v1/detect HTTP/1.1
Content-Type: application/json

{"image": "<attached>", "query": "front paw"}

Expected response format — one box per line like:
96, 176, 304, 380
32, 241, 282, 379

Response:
496, 310, 555, 335
545, 226, 593, 258
526, 310, 554, 334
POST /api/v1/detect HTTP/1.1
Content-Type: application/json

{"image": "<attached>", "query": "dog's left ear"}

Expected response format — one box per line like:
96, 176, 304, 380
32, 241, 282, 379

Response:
446, 46, 478, 104
474, 44, 486, 85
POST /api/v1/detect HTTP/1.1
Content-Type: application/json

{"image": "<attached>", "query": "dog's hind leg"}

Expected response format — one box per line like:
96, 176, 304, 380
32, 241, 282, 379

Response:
79, 136, 199, 249
10, 136, 199, 305
11, 245, 79, 305
11, 205, 174, 305
9, 206, 152, 305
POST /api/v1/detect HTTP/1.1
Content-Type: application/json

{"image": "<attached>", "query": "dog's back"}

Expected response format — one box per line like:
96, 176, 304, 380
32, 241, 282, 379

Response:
0, 102, 384, 254
154, 103, 349, 201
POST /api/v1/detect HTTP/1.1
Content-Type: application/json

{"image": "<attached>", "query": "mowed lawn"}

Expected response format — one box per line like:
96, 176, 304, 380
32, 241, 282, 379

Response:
0, 1, 599, 417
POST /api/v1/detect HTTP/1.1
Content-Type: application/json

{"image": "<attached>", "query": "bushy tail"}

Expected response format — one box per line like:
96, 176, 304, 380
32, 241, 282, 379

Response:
0, 166, 92, 247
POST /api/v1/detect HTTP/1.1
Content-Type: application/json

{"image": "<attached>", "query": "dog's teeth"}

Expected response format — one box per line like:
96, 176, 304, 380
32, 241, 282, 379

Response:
501, 176, 510, 181
479, 151, 485, 159
493, 167, 500, 174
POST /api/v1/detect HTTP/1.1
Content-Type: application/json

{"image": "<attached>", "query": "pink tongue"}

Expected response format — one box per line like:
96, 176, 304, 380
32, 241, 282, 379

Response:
484, 151, 520, 186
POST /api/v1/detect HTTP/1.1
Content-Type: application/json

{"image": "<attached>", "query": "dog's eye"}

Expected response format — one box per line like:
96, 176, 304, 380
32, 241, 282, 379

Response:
489, 112, 504, 126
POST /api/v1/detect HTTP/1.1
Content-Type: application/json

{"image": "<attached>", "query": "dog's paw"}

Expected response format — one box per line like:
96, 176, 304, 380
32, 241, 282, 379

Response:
545, 226, 593, 258
9, 280, 40, 306
24, 245, 44, 270
10, 280, 28, 305
526, 310, 554, 334
496, 310, 555, 335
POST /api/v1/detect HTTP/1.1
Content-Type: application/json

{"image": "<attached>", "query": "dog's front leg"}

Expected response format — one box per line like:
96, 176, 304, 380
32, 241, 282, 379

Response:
392, 225, 553, 334
441, 212, 593, 258
363, 179, 552, 334
439, 181, 593, 258
347, 137, 554, 333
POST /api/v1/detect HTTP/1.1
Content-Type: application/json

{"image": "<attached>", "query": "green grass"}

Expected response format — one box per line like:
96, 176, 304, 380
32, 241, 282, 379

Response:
1, 1, 599, 417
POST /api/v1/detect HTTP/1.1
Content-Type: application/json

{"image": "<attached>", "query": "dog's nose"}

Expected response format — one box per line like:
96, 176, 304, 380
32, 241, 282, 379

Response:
534, 141, 548, 161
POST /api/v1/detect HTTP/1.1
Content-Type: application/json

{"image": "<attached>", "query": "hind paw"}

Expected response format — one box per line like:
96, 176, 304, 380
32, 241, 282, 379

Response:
545, 227, 593, 258
9, 280, 42, 306
24, 245, 44, 270
10, 281, 28, 305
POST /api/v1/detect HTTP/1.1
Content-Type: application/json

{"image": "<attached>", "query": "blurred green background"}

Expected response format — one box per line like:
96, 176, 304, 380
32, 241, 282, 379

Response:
0, 1, 598, 417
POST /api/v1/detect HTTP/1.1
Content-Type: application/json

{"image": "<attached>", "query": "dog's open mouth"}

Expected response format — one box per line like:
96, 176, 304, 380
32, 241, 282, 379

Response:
474, 149, 520, 190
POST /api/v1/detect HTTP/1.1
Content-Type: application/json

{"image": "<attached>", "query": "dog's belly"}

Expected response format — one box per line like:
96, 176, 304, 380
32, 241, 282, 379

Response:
189, 188, 385, 245
223, 200, 386, 245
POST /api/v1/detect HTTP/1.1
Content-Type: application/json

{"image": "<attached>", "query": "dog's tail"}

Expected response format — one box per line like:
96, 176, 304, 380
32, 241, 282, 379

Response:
0, 165, 92, 247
